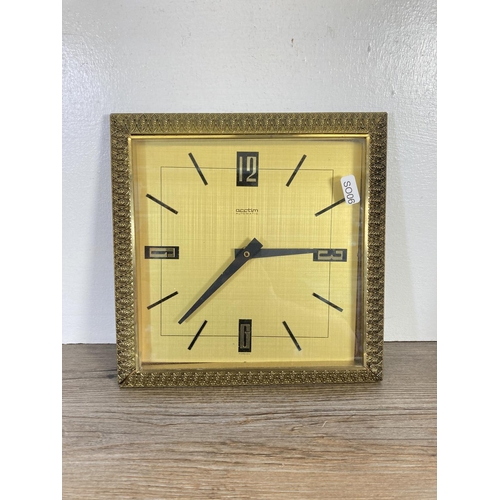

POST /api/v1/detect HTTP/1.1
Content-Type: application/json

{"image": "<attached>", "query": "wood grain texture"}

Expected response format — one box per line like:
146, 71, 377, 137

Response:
63, 342, 436, 500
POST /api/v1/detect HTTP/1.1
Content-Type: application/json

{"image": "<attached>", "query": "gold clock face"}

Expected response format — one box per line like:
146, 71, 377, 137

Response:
131, 135, 367, 371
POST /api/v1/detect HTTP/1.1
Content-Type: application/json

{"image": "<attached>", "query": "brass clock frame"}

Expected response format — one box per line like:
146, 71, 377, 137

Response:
110, 113, 387, 387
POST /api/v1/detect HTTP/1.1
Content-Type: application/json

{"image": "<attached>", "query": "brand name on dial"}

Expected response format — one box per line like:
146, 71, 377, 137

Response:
235, 208, 259, 214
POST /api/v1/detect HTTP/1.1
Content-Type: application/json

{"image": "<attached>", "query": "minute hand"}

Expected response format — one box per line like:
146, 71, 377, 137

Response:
179, 238, 263, 324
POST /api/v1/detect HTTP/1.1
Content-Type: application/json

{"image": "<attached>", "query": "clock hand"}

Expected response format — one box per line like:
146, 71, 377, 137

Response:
178, 238, 263, 324
234, 248, 347, 260
239, 248, 316, 258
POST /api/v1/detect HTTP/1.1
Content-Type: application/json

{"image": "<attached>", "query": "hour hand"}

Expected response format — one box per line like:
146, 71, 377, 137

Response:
179, 238, 263, 324
247, 248, 316, 258
235, 247, 348, 261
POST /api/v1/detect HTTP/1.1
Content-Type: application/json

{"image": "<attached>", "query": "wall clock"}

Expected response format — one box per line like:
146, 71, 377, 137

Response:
110, 113, 386, 386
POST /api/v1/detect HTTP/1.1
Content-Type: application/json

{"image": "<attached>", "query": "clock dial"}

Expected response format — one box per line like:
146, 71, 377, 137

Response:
131, 136, 366, 370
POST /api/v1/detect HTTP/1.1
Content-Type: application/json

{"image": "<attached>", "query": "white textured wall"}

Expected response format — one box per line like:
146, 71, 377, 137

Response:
62, 0, 436, 343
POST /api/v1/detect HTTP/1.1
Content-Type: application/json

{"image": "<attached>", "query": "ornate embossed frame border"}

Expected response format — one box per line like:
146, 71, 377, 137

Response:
110, 113, 386, 387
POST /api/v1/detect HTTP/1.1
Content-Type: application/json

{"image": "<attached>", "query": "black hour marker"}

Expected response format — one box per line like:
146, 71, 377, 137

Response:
238, 319, 252, 352
146, 194, 178, 215
188, 153, 208, 185
188, 320, 208, 350
313, 248, 347, 262
282, 321, 301, 351
312, 292, 343, 312
285, 154, 307, 187
145, 246, 179, 259
314, 198, 345, 217
236, 152, 259, 186
147, 291, 178, 310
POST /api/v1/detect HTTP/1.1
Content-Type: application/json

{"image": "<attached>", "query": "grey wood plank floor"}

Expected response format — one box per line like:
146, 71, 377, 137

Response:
63, 342, 436, 500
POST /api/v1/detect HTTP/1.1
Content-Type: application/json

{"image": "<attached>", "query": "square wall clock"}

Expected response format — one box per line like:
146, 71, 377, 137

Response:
110, 113, 387, 386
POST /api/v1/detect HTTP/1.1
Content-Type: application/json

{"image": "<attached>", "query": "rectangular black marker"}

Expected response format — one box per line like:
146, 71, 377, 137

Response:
312, 248, 347, 262
236, 152, 259, 187
145, 246, 179, 259
238, 319, 252, 352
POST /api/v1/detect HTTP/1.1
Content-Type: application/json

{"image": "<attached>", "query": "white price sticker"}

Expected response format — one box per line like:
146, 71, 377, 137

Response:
341, 175, 360, 205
